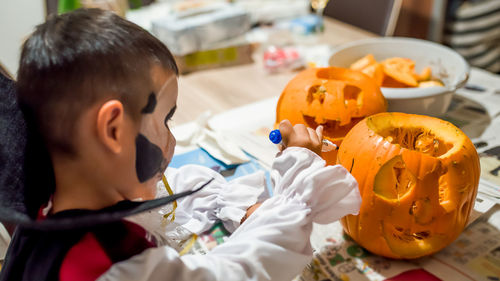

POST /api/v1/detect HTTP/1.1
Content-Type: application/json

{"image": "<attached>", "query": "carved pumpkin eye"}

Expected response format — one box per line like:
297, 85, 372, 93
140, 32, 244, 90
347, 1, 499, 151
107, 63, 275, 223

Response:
343, 84, 362, 106
307, 84, 326, 104
373, 155, 415, 202
338, 112, 480, 259
276, 67, 387, 164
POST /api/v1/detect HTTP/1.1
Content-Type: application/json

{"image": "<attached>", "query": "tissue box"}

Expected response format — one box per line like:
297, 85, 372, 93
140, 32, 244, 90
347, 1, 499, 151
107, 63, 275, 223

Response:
152, 4, 251, 56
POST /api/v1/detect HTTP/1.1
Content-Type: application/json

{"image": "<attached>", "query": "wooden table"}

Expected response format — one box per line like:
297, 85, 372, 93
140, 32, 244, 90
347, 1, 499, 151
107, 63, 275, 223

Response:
175, 17, 376, 126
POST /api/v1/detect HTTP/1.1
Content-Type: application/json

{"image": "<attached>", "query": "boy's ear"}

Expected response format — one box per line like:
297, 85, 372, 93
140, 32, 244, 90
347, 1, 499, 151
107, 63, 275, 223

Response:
96, 100, 125, 154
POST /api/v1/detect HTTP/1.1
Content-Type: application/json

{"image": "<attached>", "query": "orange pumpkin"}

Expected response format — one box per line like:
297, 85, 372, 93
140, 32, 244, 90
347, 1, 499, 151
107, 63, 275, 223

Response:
275, 67, 387, 164
338, 112, 480, 259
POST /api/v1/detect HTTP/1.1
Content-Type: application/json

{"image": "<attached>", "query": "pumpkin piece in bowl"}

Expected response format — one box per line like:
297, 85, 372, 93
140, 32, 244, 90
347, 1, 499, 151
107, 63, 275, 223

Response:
349, 54, 444, 88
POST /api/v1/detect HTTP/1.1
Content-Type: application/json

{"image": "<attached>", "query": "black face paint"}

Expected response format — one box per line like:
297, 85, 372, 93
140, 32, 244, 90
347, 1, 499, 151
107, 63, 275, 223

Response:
141, 93, 157, 114
135, 134, 167, 183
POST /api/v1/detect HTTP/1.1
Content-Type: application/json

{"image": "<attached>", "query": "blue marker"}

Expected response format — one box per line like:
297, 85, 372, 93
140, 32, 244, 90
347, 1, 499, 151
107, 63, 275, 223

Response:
269, 129, 337, 152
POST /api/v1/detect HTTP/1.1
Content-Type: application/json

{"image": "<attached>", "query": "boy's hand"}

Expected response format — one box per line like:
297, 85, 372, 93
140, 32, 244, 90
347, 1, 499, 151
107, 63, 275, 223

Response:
278, 120, 323, 155
240, 202, 262, 224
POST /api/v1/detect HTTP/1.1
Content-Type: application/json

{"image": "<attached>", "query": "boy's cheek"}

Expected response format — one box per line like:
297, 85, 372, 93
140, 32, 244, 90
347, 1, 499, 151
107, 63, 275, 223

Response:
164, 133, 176, 165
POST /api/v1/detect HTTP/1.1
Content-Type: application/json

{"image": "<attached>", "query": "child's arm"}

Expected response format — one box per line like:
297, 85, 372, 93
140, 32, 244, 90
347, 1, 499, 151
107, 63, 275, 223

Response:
98, 121, 361, 281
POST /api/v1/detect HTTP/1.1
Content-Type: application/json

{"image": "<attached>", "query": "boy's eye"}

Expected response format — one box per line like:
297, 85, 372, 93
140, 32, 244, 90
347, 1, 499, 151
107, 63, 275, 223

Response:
164, 116, 175, 129
164, 105, 177, 129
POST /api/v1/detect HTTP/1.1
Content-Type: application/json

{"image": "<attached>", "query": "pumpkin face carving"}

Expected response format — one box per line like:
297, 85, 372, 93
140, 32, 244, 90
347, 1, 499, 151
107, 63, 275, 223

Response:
338, 112, 480, 259
276, 67, 387, 164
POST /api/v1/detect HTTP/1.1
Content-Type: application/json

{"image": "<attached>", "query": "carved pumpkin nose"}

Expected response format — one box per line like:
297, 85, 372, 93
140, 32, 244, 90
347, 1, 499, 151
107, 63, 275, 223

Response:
276, 67, 387, 164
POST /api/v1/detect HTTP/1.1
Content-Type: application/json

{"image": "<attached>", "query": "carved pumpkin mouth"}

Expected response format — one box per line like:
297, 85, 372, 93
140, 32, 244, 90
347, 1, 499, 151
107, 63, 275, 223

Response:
381, 222, 447, 259
302, 115, 364, 141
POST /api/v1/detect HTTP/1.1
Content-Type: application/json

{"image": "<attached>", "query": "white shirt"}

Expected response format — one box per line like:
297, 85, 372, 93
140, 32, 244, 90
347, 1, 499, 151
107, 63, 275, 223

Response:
98, 147, 361, 281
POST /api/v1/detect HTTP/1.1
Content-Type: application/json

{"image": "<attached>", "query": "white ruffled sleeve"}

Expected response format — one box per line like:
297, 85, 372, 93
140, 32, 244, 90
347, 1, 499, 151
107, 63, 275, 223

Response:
167, 165, 267, 233
99, 147, 361, 281
270, 147, 361, 224
127, 165, 267, 246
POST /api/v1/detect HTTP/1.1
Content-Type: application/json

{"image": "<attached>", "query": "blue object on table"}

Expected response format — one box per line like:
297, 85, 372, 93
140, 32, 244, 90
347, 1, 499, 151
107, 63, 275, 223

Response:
289, 14, 323, 35
269, 129, 282, 144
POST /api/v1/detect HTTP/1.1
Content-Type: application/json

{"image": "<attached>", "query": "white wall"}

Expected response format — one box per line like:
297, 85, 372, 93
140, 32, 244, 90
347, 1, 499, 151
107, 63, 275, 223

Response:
0, 0, 46, 77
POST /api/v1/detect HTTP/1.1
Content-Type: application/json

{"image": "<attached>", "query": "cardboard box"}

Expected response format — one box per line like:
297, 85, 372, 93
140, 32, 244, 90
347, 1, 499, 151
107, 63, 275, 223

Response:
175, 43, 254, 74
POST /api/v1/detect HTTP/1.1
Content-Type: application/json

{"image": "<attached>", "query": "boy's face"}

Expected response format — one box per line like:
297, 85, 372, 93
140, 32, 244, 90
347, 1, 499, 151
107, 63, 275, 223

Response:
129, 65, 178, 199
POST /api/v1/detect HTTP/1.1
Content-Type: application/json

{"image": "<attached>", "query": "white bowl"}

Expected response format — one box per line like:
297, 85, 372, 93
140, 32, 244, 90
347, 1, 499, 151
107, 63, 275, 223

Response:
329, 37, 469, 117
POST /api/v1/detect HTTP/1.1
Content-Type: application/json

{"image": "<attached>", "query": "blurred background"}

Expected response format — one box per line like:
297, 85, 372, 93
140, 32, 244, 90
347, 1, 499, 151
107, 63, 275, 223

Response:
0, 0, 499, 77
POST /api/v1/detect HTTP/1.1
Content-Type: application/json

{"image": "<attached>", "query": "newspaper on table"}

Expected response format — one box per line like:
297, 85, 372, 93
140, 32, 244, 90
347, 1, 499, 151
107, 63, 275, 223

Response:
295, 200, 500, 281
417, 203, 500, 280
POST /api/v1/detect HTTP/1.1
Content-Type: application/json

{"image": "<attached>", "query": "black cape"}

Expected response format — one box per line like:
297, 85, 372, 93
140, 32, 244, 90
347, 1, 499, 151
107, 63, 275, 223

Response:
0, 72, 204, 280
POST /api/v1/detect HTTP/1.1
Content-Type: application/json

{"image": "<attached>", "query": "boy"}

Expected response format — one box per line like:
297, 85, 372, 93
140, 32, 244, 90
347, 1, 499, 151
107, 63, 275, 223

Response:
0, 8, 361, 281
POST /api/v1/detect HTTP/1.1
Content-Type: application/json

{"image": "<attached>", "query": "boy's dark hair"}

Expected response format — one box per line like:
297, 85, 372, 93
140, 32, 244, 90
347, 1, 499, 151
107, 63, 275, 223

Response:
17, 8, 178, 155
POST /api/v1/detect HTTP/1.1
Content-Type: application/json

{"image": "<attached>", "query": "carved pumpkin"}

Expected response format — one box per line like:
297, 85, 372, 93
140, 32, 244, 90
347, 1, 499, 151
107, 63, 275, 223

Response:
275, 67, 387, 164
338, 112, 480, 259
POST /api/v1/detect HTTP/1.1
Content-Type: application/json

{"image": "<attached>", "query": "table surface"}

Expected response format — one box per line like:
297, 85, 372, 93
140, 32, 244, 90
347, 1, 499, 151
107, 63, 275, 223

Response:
174, 16, 376, 126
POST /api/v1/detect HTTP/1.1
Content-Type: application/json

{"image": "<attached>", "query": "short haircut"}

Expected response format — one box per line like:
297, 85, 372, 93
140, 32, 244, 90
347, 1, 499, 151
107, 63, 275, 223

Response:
17, 8, 178, 155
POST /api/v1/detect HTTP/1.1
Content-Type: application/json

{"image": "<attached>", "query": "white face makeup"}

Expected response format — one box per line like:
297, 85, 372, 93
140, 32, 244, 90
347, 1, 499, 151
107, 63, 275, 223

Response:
134, 66, 178, 191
